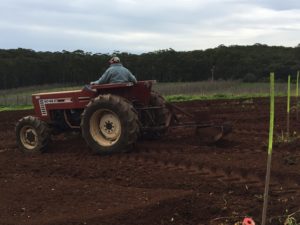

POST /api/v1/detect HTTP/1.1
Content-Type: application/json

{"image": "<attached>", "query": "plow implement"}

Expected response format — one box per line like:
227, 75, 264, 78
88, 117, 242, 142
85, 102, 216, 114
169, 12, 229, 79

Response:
140, 101, 232, 143
165, 102, 232, 143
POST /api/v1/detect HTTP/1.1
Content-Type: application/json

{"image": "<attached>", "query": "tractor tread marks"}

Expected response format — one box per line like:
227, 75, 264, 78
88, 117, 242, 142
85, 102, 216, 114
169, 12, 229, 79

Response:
114, 150, 300, 199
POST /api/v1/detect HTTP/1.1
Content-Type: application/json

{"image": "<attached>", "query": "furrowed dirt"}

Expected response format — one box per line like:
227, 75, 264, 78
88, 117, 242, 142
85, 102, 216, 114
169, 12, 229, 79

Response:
1, 97, 300, 225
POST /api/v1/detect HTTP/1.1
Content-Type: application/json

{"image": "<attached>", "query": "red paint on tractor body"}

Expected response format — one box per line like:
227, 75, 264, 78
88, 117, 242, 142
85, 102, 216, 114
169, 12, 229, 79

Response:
32, 80, 155, 121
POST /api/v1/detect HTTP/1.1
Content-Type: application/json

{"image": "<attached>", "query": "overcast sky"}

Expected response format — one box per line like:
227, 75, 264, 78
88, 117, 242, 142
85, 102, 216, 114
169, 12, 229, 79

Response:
0, 0, 299, 53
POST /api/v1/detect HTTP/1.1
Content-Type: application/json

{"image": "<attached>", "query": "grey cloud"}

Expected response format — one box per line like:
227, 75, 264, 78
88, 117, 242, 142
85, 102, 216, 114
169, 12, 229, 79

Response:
0, 0, 300, 53
233, 0, 300, 10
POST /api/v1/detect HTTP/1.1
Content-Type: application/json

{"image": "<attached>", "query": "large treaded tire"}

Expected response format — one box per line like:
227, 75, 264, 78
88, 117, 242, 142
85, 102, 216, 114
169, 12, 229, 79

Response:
16, 116, 51, 153
150, 91, 170, 126
143, 92, 171, 139
81, 94, 140, 154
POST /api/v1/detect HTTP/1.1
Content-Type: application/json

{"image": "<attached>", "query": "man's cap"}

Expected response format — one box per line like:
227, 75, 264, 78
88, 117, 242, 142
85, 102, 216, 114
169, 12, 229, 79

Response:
109, 56, 121, 64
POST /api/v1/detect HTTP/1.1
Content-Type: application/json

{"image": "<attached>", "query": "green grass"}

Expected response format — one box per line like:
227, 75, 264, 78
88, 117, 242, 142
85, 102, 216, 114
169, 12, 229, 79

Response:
165, 93, 285, 102
0, 105, 33, 112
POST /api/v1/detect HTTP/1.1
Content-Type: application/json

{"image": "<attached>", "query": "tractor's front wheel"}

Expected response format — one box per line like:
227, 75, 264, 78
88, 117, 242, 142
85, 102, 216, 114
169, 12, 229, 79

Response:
81, 94, 140, 154
16, 116, 51, 153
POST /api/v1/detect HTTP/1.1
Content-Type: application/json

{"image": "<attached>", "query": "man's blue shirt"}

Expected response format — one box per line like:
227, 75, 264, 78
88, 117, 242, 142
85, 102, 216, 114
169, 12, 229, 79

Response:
93, 63, 137, 84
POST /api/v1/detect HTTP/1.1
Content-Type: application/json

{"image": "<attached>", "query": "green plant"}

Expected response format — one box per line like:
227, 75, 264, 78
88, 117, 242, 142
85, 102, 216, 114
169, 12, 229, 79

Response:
284, 216, 299, 225
274, 130, 300, 144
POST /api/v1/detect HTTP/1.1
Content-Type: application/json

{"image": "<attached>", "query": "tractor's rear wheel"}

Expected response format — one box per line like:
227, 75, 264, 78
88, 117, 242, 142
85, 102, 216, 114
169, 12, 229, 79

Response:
16, 116, 51, 153
143, 92, 171, 139
81, 94, 140, 154
150, 92, 170, 125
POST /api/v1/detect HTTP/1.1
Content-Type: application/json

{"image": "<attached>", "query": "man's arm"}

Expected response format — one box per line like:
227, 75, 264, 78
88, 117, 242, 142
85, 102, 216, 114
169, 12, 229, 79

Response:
91, 69, 111, 84
127, 70, 137, 84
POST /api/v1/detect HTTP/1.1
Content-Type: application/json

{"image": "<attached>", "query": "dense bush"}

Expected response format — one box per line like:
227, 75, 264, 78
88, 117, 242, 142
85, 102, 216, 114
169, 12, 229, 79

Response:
0, 44, 299, 89
243, 73, 257, 82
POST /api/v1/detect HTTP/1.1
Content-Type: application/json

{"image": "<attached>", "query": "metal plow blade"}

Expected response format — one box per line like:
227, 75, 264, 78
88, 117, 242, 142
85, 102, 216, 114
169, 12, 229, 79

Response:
196, 123, 232, 143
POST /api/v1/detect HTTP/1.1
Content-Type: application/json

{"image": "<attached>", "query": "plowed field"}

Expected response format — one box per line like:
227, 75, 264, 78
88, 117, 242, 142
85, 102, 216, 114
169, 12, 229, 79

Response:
1, 97, 300, 225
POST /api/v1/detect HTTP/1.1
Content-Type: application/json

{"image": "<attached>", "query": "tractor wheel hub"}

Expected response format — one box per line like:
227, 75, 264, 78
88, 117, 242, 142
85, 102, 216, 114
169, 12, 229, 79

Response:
90, 109, 122, 147
20, 126, 38, 149
25, 130, 36, 142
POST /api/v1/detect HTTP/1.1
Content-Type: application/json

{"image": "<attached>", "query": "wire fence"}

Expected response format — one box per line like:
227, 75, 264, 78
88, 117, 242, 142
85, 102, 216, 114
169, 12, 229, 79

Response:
0, 81, 296, 106
0, 95, 32, 106
153, 81, 292, 96
0, 83, 79, 106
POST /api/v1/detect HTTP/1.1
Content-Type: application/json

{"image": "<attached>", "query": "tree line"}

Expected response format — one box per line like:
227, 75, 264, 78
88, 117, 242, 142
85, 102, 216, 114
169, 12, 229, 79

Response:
0, 44, 299, 89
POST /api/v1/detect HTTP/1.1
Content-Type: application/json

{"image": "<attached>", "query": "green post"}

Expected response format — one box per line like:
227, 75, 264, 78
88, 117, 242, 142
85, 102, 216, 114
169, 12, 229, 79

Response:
261, 72, 275, 225
297, 71, 299, 121
287, 75, 291, 136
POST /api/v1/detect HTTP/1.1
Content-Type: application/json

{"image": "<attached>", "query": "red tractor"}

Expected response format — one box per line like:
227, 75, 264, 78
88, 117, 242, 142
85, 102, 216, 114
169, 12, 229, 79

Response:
16, 81, 231, 154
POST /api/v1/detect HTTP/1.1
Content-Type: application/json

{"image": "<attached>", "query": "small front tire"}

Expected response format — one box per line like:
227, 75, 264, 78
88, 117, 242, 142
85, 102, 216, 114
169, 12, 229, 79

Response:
16, 116, 51, 153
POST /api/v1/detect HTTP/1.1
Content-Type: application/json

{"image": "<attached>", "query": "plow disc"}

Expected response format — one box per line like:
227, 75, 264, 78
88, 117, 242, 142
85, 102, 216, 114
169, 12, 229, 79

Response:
195, 122, 232, 143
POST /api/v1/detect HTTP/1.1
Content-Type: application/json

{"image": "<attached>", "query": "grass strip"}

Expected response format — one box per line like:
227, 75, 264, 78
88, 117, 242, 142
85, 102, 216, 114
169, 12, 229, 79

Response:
165, 93, 285, 102
0, 105, 33, 112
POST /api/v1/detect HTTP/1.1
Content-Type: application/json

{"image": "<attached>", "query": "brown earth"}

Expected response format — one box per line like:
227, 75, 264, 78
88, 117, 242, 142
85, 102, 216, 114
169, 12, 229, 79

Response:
1, 97, 300, 225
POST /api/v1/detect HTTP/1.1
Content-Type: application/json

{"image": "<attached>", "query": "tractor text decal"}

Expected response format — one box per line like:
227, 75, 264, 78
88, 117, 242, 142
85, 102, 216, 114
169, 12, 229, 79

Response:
39, 98, 72, 116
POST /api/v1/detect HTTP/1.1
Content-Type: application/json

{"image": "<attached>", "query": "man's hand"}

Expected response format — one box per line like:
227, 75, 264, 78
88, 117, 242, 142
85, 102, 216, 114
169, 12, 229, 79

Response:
90, 81, 96, 85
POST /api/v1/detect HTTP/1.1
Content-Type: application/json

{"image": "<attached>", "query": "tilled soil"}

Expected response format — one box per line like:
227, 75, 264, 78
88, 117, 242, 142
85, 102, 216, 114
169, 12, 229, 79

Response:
1, 97, 300, 225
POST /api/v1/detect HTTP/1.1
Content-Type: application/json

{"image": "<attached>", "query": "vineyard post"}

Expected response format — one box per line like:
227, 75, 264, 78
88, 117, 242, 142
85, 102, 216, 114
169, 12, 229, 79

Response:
287, 75, 291, 136
297, 71, 299, 121
261, 72, 275, 225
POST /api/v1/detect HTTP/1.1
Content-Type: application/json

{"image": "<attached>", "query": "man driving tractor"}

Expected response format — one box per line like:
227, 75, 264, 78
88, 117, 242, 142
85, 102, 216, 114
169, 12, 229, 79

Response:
90, 56, 137, 85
